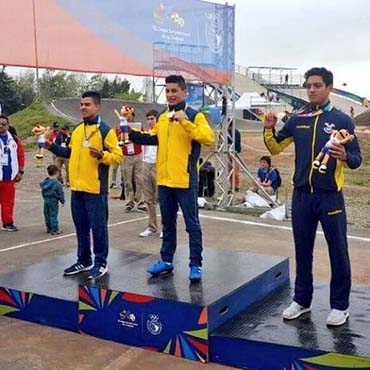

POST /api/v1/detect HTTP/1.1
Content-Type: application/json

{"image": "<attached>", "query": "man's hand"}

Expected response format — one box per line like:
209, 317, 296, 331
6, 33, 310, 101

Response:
329, 142, 347, 161
264, 112, 277, 129
89, 147, 103, 160
14, 172, 23, 183
173, 110, 185, 123
45, 140, 53, 149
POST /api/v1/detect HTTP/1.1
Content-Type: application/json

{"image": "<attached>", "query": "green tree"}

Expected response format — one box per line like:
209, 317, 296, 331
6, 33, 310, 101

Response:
15, 70, 37, 108
0, 69, 22, 115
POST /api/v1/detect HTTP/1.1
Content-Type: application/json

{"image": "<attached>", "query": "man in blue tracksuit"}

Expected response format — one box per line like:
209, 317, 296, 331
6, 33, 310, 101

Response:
263, 67, 362, 326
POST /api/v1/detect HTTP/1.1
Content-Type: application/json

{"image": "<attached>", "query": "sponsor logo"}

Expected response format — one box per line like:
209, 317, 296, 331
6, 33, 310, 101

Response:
323, 122, 336, 134
147, 314, 163, 335
117, 309, 138, 328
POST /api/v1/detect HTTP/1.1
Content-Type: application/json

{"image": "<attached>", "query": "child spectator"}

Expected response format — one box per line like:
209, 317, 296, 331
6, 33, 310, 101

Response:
250, 155, 279, 198
40, 164, 65, 235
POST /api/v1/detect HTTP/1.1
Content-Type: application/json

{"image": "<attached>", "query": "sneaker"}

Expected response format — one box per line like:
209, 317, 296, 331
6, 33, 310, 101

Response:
147, 260, 174, 276
51, 230, 62, 235
139, 228, 156, 237
159, 232, 163, 238
87, 265, 108, 280
282, 301, 310, 320
125, 205, 134, 213
137, 205, 147, 212
2, 224, 18, 232
326, 309, 349, 327
189, 266, 202, 282
110, 183, 118, 189
63, 262, 93, 276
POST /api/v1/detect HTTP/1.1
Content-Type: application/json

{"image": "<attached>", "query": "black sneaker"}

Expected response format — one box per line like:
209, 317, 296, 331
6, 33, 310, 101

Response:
2, 224, 18, 232
87, 265, 108, 280
63, 262, 93, 276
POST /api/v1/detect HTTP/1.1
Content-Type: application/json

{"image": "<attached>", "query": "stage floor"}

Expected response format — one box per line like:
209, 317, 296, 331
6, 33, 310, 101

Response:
213, 284, 370, 358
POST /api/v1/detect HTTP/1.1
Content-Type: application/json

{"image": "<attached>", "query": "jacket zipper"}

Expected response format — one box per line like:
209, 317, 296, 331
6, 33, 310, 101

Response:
308, 115, 320, 192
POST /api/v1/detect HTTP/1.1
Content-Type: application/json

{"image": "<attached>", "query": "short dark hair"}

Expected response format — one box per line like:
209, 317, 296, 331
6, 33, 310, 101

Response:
52, 121, 59, 128
47, 164, 59, 176
260, 155, 271, 167
165, 75, 186, 90
304, 67, 333, 87
0, 114, 9, 123
81, 91, 101, 105
146, 109, 158, 118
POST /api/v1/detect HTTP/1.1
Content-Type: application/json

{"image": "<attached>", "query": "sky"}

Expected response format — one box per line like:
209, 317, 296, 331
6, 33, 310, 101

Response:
5, 0, 370, 98
213, 0, 370, 98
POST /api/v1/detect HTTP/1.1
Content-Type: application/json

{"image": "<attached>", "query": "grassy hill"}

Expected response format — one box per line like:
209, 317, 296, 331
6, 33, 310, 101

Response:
9, 100, 70, 141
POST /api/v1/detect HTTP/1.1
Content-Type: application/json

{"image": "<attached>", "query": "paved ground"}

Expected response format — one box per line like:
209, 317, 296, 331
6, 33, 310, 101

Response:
1, 152, 370, 370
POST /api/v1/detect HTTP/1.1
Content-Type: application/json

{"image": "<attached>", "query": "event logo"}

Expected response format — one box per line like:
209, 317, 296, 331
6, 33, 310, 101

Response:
324, 122, 336, 134
147, 314, 163, 335
205, 13, 224, 55
153, 2, 189, 41
118, 309, 138, 329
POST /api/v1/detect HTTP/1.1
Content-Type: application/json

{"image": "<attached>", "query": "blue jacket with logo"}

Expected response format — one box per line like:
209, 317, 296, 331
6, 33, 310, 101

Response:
264, 102, 362, 192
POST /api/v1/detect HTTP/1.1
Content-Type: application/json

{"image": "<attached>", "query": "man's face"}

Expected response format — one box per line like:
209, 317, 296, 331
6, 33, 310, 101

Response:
166, 83, 187, 106
80, 97, 100, 120
260, 160, 269, 169
146, 115, 156, 129
305, 75, 332, 106
0, 118, 9, 135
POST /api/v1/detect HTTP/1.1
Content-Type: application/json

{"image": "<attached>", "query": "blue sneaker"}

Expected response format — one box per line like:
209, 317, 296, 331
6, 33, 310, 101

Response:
87, 265, 108, 280
2, 224, 18, 232
147, 260, 174, 276
189, 266, 202, 282
64, 262, 93, 276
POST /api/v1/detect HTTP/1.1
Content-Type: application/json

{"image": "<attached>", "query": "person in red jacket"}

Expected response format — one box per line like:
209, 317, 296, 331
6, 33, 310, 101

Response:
0, 115, 25, 231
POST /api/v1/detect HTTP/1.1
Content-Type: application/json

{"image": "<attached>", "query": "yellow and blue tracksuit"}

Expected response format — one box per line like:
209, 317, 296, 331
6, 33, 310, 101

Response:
129, 103, 215, 267
50, 116, 123, 267
264, 101, 362, 310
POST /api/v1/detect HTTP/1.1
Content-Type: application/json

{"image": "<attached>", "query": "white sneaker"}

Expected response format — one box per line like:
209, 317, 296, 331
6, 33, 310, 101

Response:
159, 231, 163, 238
282, 301, 310, 320
326, 309, 349, 326
139, 228, 156, 237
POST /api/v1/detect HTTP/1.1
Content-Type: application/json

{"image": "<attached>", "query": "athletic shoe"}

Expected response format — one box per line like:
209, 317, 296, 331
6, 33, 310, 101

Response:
139, 228, 156, 237
87, 265, 108, 280
137, 205, 147, 212
189, 266, 202, 282
2, 224, 18, 232
51, 230, 62, 235
110, 183, 118, 189
125, 204, 134, 213
159, 232, 163, 239
147, 260, 174, 276
326, 309, 349, 327
282, 301, 311, 320
63, 262, 93, 276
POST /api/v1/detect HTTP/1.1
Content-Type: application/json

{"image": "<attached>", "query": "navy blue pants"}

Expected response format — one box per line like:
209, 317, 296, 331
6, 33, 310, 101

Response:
71, 191, 109, 267
43, 198, 59, 232
158, 181, 203, 267
292, 188, 351, 310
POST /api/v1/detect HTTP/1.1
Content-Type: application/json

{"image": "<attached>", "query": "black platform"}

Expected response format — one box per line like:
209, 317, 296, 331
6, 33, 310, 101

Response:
0, 247, 289, 363
211, 284, 370, 369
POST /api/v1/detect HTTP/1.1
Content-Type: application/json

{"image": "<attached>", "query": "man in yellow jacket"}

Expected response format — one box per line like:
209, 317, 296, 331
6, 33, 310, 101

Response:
129, 75, 215, 282
47, 91, 123, 280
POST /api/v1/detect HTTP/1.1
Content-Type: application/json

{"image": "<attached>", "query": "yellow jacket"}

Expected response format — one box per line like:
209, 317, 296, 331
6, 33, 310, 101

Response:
52, 120, 123, 194
130, 108, 215, 188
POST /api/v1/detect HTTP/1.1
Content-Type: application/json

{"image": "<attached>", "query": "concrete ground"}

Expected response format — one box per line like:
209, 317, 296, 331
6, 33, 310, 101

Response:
1, 153, 370, 370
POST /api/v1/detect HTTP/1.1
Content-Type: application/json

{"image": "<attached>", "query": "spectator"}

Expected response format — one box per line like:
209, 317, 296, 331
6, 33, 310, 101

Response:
263, 67, 362, 326
54, 124, 71, 186
47, 91, 123, 280
120, 106, 146, 213
227, 124, 242, 192
40, 164, 65, 235
250, 156, 278, 198
284, 73, 289, 84
128, 75, 215, 282
0, 115, 25, 231
350, 106, 355, 118
139, 109, 159, 237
